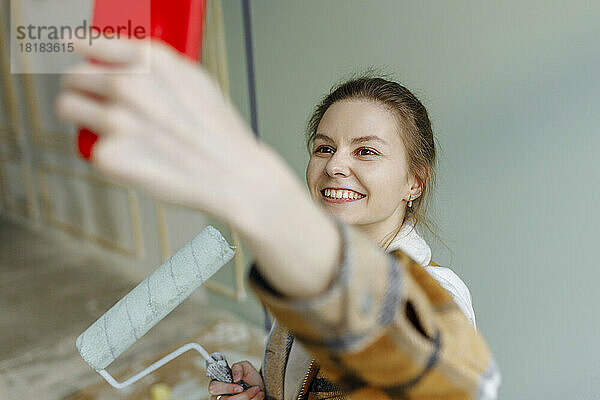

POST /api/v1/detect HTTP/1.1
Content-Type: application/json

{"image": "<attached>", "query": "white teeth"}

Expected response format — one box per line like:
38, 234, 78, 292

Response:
322, 189, 363, 200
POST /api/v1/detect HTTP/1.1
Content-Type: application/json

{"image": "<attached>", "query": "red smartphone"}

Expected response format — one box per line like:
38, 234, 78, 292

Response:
77, 0, 206, 160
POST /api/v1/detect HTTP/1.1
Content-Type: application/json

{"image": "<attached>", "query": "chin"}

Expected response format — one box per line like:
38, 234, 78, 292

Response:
327, 209, 361, 225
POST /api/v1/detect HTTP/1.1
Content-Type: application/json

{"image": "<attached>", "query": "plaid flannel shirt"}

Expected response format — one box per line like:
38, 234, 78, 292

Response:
248, 218, 500, 400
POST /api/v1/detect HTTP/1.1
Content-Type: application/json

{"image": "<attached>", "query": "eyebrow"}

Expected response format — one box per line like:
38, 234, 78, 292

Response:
314, 133, 389, 146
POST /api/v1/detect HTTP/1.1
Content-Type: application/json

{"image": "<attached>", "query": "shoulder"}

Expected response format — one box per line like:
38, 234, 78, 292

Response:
423, 266, 477, 329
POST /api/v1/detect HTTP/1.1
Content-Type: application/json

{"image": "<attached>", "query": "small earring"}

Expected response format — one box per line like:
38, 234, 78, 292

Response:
408, 195, 414, 208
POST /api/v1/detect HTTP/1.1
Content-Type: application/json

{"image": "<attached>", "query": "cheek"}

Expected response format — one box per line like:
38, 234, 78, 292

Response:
361, 164, 407, 203
306, 158, 321, 192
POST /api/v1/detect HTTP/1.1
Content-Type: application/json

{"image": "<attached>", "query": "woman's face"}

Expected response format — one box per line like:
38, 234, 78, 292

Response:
306, 99, 420, 236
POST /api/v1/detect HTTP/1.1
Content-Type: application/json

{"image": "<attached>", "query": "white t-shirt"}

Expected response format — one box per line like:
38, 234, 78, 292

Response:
386, 222, 477, 329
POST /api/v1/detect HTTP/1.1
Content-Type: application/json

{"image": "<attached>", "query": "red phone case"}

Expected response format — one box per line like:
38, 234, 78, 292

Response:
77, 0, 206, 160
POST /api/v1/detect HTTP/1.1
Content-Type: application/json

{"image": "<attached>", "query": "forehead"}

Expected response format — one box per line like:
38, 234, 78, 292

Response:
315, 99, 402, 145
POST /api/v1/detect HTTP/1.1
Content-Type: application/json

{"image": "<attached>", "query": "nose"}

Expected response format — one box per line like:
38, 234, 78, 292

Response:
325, 152, 351, 177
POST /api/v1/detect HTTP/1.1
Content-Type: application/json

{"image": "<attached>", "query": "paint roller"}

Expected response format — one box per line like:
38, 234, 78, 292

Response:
76, 225, 250, 390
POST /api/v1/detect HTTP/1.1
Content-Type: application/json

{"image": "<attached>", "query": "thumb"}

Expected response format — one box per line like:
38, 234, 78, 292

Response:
232, 363, 243, 381
232, 361, 263, 388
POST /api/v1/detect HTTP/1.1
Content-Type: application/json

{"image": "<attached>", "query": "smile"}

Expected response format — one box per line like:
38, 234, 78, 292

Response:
320, 188, 366, 203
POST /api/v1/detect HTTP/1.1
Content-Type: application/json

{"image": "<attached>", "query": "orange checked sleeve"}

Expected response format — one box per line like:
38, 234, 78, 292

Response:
248, 218, 500, 400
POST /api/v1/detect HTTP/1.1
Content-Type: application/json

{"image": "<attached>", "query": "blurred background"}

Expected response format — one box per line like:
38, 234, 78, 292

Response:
1, 0, 599, 399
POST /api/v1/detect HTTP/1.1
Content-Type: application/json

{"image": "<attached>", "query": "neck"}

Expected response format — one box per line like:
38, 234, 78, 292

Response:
355, 209, 407, 250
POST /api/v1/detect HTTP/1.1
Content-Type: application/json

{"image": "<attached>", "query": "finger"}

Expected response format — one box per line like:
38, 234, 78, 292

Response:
70, 37, 150, 66
55, 91, 108, 134
61, 62, 141, 100
231, 361, 263, 388
231, 363, 244, 382
55, 91, 137, 138
232, 361, 256, 382
226, 386, 261, 400
207, 380, 244, 396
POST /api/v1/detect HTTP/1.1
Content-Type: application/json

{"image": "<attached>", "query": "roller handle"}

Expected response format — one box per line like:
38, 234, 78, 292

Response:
205, 352, 252, 391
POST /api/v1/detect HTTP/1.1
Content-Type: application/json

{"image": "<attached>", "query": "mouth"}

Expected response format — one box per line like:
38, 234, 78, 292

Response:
320, 188, 366, 203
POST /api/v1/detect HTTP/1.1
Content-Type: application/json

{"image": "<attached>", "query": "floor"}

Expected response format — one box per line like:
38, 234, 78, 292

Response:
0, 217, 266, 400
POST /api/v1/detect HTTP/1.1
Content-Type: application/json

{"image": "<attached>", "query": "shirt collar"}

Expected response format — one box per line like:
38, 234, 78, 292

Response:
385, 221, 432, 266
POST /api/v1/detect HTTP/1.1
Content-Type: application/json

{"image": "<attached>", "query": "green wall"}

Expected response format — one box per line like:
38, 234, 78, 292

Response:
222, 1, 600, 398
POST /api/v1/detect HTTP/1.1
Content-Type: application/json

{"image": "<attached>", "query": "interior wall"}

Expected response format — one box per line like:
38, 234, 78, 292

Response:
222, 1, 600, 398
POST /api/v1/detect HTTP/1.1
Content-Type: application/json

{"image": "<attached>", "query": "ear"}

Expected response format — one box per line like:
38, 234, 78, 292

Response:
408, 177, 422, 198
408, 167, 429, 199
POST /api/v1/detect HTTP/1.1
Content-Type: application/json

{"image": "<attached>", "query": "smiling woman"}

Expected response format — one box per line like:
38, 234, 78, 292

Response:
56, 38, 498, 400
232, 77, 481, 400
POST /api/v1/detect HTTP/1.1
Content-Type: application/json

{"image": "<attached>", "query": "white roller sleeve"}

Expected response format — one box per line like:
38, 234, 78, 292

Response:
76, 225, 235, 371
